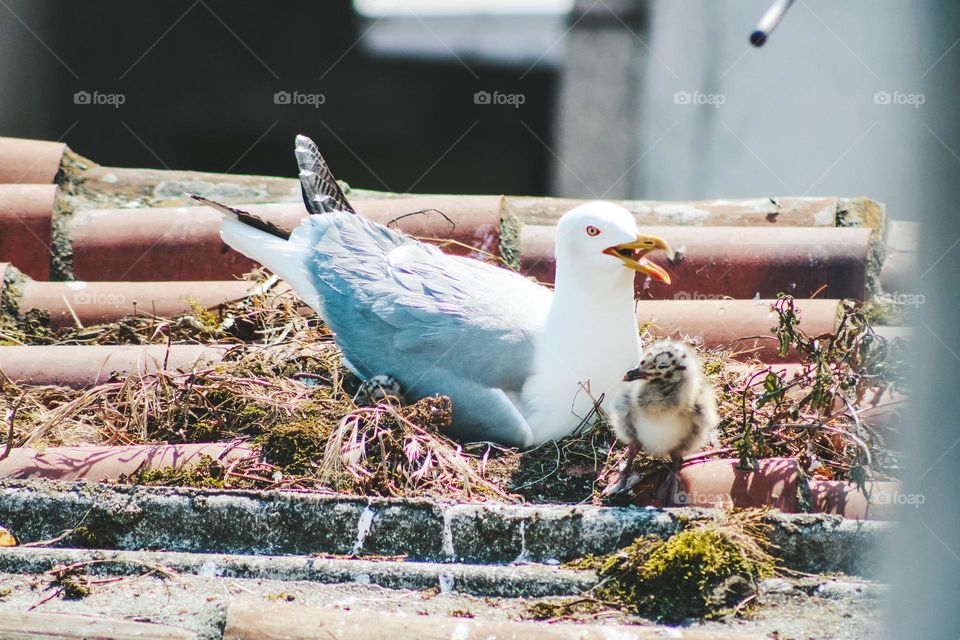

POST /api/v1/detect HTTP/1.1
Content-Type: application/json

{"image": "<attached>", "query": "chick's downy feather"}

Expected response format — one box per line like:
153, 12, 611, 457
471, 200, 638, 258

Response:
610, 340, 718, 460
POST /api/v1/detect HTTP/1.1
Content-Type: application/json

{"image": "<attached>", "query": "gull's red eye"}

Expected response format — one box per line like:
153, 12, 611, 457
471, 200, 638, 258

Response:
586, 225, 600, 236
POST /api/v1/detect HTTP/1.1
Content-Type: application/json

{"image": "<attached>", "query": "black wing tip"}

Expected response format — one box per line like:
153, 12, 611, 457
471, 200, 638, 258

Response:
188, 193, 235, 215
188, 192, 232, 211
292, 134, 356, 216
189, 193, 291, 240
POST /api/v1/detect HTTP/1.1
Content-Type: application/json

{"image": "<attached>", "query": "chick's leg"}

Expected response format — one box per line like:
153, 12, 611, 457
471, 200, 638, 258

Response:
658, 452, 685, 507
603, 441, 641, 496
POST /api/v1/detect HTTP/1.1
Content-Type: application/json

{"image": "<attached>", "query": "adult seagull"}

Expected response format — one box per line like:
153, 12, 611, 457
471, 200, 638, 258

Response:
191, 136, 672, 448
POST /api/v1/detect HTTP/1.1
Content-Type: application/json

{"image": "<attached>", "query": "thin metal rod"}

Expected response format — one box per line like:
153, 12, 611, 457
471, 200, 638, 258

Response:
750, 0, 796, 46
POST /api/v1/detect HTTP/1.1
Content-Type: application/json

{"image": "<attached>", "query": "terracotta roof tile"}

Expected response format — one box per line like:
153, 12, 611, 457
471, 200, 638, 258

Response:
0, 136, 66, 184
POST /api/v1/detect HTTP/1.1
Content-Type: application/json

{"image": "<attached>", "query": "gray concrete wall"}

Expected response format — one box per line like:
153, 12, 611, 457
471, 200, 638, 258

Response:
635, 0, 928, 220
553, 1, 932, 221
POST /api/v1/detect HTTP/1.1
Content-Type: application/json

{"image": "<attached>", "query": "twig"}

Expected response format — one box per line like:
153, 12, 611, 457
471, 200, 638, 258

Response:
0, 392, 26, 461
838, 394, 872, 467
415, 237, 511, 268
27, 587, 64, 611
162, 332, 173, 371
60, 294, 84, 329
21, 529, 75, 548
48, 558, 179, 581
386, 208, 455, 232
681, 447, 735, 465
0, 330, 25, 345
732, 592, 757, 616
225, 471, 276, 484
87, 576, 127, 586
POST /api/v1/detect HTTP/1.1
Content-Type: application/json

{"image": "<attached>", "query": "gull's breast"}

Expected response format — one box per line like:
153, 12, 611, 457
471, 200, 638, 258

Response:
521, 326, 640, 445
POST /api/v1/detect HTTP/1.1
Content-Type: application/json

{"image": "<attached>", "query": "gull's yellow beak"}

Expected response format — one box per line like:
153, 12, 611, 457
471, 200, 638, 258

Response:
603, 234, 673, 284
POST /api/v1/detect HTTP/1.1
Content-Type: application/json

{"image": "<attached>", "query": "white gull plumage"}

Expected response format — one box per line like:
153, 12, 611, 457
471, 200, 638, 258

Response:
193, 136, 672, 448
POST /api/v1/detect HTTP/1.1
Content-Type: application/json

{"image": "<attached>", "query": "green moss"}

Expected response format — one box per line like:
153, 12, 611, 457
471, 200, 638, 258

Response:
525, 599, 606, 621
267, 591, 297, 602
180, 387, 273, 440
702, 356, 727, 377
497, 202, 522, 271
49, 194, 75, 281
69, 510, 143, 549
236, 404, 270, 426
18, 308, 53, 343
257, 415, 330, 475
52, 568, 91, 599
565, 517, 775, 622
448, 610, 474, 619
71, 525, 115, 548
186, 297, 222, 333
136, 454, 227, 489
505, 419, 615, 503
184, 420, 225, 442
1, 264, 24, 322
863, 298, 903, 326
60, 577, 91, 599
203, 387, 237, 407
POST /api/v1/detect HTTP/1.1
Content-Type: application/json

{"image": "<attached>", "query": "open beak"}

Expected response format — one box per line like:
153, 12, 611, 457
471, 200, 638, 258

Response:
603, 233, 673, 284
624, 367, 648, 382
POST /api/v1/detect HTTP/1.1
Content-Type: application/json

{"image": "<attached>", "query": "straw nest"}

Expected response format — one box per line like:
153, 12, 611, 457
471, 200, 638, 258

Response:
0, 269, 906, 502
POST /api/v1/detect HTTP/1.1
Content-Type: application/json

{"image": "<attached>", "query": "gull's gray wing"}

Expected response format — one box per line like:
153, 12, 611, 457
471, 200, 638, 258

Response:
298, 213, 552, 393
372, 246, 551, 391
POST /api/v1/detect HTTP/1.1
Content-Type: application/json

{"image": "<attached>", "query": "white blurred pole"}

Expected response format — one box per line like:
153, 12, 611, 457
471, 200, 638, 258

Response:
887, 3, 960, 637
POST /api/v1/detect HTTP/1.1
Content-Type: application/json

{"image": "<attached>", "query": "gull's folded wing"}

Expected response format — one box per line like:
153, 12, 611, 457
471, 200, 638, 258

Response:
303, 214, 551, 393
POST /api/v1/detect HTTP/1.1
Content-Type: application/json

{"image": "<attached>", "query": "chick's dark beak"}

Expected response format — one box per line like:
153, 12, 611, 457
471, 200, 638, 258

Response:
623, 367, 648, 382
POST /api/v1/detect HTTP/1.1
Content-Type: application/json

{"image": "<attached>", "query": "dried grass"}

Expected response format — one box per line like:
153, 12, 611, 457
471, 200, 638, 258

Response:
0, 286, 905, 501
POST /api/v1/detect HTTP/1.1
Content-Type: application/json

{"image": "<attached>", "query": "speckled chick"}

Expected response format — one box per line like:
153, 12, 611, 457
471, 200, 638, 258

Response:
355, 374, 403, 406
604, 340, 719, 497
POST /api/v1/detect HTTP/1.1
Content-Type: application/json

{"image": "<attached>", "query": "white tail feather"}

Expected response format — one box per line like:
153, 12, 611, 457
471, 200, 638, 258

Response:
220, 217, 324, 314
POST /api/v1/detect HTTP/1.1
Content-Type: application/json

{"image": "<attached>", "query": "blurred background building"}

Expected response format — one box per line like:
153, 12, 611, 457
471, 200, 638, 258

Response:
0, 0, 559, 195
0, 0, 938, 221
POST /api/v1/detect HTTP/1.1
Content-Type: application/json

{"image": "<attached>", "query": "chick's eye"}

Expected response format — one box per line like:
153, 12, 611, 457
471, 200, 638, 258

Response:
586, 225, 600, 236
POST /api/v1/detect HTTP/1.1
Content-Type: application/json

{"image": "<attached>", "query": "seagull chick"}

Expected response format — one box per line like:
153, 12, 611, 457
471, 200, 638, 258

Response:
604, 340, 719, 502
355, 374, 403, 406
